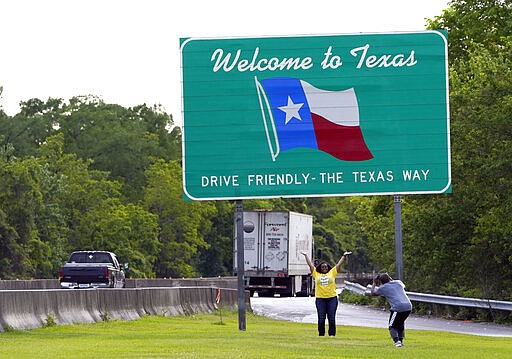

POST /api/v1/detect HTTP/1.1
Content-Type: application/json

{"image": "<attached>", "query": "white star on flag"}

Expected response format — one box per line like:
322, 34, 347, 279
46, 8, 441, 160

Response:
278, 96, 303, 124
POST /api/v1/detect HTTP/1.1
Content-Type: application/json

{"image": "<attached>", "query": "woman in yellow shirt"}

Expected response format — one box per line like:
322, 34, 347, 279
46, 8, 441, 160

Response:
302, 250, 352, 336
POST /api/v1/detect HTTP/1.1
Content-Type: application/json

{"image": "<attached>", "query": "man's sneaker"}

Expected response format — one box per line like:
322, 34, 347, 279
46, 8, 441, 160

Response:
394, 341, 403, 347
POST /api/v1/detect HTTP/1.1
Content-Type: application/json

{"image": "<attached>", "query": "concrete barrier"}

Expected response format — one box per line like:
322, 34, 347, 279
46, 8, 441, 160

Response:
0, 277, 238, 290
54, 289, 102, 324
0, 286, 246, 331
96, 289, 146, 321
0, 279, 60, 290
126, 277, 237, 289
141, 287, 184, 316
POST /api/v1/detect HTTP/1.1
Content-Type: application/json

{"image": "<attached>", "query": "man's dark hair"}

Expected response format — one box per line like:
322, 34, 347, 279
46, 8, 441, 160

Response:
378, 273, 391, 284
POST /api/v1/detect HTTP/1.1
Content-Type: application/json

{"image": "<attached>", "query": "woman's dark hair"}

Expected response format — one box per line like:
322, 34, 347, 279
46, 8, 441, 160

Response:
315, 261, 331, 272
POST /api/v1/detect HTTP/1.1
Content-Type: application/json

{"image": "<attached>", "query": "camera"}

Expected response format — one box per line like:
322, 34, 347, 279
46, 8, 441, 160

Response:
374, 275, 381, 284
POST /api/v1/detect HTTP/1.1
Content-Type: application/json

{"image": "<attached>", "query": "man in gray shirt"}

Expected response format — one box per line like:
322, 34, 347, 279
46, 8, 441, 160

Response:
371, 273, 412, 347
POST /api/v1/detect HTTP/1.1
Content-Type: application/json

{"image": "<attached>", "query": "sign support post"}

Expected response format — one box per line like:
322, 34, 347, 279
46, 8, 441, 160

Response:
235, 200, 246, 330
394, 194, 403, 280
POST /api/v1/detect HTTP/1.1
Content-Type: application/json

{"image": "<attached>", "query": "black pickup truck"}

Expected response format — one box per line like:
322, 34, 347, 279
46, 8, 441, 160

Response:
59, 251, 126, 289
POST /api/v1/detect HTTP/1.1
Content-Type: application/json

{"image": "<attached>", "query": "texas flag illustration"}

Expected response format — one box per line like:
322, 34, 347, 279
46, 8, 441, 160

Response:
255, 77, 373, 162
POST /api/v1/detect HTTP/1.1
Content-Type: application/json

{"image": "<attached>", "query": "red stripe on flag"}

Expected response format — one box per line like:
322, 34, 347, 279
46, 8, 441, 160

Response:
311, 113, 373, 161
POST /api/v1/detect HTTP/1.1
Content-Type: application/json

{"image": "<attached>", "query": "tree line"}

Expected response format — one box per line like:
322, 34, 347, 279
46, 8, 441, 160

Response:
0, 0, 510, 306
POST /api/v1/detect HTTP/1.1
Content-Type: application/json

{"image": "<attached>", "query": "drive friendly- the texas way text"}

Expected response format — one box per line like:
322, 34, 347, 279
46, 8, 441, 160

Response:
201, 169, 430, 188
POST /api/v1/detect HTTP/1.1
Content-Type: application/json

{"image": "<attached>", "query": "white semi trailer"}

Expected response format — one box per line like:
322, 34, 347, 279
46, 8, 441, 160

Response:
234, 210, 314, 297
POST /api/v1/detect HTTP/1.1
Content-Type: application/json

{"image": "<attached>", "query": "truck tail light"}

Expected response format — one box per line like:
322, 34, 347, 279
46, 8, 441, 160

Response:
59, 268, 63, 279
104, 267, 109, 278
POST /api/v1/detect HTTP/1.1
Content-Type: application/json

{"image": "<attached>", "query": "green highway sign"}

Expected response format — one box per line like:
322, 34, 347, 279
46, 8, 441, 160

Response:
180, 31, 450, 200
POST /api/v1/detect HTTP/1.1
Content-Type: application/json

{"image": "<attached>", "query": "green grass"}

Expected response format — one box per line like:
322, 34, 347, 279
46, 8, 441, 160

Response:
0, 311, 510, 358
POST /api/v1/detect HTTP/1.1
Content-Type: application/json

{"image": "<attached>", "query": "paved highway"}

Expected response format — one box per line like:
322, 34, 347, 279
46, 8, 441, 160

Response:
250, 296, 512, 337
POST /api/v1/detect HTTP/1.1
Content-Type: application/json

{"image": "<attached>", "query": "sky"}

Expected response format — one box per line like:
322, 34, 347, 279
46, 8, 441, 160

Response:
0, 0, 449, 128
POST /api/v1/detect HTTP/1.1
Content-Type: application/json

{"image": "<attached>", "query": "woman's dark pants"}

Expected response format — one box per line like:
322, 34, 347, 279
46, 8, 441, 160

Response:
315, 296, 338, 336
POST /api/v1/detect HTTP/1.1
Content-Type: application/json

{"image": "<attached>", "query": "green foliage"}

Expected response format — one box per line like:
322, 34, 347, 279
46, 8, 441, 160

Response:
57, 96, 180, 202
72, 200, 160, 278
426, 0, 512, 63
0, 104, 177, 278
100, 312, 112, 322
0, 97, 61, 158
413, 302, 512, 324
42, 312, 57, 328
143, 160, 215, 278
338, 289, 372, 306
354, 196, 395, 273
2, 323, 16, 332
319, 197, 371, 272
196, 200, 235, 276
409, 0, 512, 299
450, 38, 512, 299
312, 223, 339, 266
0, 156, 43, 278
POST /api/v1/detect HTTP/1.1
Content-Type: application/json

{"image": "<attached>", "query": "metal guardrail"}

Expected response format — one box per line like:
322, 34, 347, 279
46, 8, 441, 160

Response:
344, 280, 512, 312
342, 281, 370, 295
